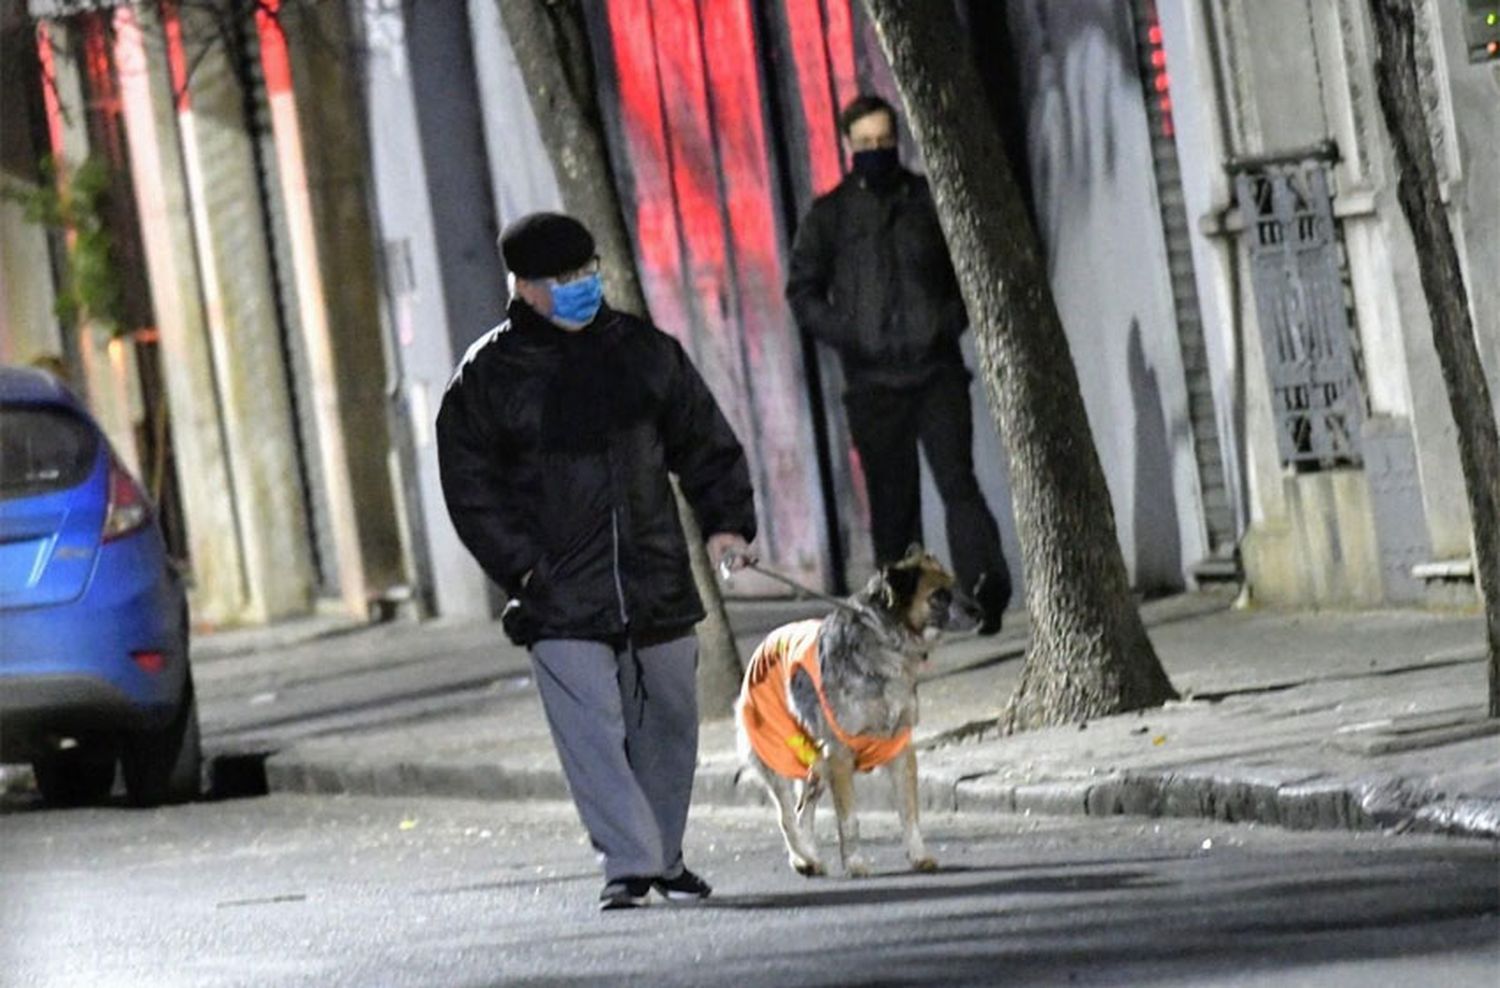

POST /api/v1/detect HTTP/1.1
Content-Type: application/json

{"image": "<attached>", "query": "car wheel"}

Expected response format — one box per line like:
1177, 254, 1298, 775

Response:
120, 672, 202, 807
32, 746, 117, 807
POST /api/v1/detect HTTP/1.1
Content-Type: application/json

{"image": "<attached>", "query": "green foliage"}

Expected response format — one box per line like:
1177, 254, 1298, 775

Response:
1, 155, 126, 339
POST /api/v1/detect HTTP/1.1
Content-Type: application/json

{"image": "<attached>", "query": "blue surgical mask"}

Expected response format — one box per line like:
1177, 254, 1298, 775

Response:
549, 273, 604, 328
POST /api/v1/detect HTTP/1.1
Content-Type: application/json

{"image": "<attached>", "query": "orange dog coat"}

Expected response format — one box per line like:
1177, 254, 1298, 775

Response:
739, 619, 912, 779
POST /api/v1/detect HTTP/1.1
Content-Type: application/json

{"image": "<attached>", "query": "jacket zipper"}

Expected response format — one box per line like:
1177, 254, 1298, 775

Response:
600, 434, 631, 633
610, 507, 630, 630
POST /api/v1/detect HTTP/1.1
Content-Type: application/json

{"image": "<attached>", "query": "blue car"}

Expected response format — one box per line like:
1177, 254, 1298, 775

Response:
0, 366, 199, 806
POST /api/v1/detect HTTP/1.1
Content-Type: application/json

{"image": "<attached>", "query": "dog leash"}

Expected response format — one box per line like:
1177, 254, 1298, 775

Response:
719, 552, 914, 653
719, 552, 860, 614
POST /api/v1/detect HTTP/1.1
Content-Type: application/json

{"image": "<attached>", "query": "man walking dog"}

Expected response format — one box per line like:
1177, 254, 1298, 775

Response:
437, 212, 756, 910
787, 93, 1011, 633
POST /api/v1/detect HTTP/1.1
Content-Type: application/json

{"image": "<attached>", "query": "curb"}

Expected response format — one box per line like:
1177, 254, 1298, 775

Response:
257, 745, 1500, 842
192, 616, 368, 663
944, 766, 1500, 841
263, 753, 572, 803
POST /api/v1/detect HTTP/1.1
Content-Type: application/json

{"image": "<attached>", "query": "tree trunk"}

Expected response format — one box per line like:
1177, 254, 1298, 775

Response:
496, 0, 743, 717
860, 0, 1176, 730
1369, 0, 1500, 718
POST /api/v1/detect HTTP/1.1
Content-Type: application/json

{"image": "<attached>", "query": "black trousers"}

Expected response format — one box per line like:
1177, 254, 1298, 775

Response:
843, 373, 1010, 603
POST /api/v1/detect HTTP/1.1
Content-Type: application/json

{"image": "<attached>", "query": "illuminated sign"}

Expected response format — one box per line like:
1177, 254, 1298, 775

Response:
1467, 0, 1500, 62
1144, 7, 1174, 137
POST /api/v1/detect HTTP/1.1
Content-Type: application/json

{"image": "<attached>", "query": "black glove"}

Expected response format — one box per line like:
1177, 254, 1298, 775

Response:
500, 560, 551, 647
500, 597, 540, 647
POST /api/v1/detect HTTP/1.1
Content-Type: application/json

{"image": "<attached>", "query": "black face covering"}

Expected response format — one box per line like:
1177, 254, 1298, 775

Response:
852, 147, 901, 190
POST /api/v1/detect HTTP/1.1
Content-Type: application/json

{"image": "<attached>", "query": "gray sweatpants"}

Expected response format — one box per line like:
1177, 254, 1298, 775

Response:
530, 635, 699, 881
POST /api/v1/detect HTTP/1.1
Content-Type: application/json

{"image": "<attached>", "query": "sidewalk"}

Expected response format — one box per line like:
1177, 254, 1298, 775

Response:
194, 592, 1500, 841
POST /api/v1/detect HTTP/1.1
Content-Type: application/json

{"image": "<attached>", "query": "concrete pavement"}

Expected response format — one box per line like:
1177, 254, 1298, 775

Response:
189, 591, 1500, 841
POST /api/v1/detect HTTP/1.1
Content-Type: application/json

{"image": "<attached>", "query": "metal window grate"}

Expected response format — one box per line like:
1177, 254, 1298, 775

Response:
1234, 160, 1364, 468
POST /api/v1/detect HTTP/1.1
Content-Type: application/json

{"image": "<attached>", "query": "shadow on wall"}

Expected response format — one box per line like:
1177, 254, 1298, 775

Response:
1129, 318, 1181, 593
1012, 0, 1140, 274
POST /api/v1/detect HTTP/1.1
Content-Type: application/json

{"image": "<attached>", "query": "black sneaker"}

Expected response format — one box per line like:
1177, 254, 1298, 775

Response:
599, 876, 654, 911
653, 867, 712, 902
973, 572, 1011, 636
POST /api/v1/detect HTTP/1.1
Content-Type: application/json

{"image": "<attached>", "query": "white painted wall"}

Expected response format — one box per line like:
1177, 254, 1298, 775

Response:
1002, 0, 1208, 591
358, 0, 492, 619
467, 0, 564, 226
0, 197, 60, 366
1157, 0, 1494, 590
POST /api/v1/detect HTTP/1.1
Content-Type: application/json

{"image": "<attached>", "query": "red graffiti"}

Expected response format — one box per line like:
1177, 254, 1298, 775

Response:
604, 0, 831, 577
160, 1, 191, 112
81, 15, 128, 171
36, 23, 65, 164
783, 0, 842, 194
605, 0, 690, 342
822, 0, 859, 113
700, 0, 816, 564
256, 0, 293, 99
781, 0, 869, 535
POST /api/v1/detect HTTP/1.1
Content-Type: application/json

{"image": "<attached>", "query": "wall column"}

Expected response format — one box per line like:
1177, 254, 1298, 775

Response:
111, 4, 248, 626
0, 17, 63, 367
353, 0, 496, 619
163, 1, 314, 622
252, 0, 405, 618
34, 21, 142, 478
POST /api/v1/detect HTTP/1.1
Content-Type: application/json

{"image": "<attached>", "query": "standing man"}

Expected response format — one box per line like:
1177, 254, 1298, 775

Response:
787, 94, 1011, 633
437, 212, 756, 910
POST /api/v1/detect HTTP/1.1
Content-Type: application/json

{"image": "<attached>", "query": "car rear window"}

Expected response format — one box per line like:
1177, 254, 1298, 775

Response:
0, 405, 100, 499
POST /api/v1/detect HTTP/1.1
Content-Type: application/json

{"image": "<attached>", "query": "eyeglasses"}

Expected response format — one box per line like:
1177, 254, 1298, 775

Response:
554, 256, 601, 285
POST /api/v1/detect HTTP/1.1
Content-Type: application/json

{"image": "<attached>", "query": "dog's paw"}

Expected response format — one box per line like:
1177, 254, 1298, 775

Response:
791, 856, 826, 878
910, 856, 939, 873
844, 856, 872, 879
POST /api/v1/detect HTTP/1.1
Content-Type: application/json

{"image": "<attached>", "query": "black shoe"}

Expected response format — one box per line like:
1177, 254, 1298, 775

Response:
600, 876, 655, 911
653, 867, 712, 902
973, 571, 1011, 636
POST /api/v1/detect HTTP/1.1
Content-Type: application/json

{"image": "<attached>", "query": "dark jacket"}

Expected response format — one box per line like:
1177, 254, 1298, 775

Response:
786, 169, 969, 391
436, 300, 756, 645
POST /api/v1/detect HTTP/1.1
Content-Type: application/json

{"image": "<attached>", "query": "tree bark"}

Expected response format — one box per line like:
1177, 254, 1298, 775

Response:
496, 0, 743, 717
859, 0, 1176, 730
1369, 0, 1500, 718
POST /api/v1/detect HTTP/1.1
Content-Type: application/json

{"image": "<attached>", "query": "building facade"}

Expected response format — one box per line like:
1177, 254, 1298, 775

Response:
1147, 0, 1498, 605
5, 0, 406, 627
3, 0, 1492, 626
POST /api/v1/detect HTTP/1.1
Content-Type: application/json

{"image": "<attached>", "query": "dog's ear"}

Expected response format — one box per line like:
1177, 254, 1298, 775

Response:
904, 542, 925, 561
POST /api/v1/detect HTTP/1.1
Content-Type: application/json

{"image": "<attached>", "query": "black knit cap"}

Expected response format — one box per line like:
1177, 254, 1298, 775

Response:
499, 212, 596, 280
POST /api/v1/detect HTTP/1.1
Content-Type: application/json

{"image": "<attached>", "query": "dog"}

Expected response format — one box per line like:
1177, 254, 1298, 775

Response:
735, 546, 980, 878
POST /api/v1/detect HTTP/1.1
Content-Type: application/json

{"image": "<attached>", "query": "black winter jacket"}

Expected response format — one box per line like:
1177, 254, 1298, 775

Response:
436, 300, 756, 645
787, 169, 969, 391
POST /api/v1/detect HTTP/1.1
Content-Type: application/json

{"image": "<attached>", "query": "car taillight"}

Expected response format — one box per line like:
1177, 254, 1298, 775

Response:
102, 457, 151, 541
132, 650, 166, 675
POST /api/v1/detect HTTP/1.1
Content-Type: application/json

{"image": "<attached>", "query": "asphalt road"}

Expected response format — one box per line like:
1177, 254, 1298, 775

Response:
2, 793, 1496, 987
